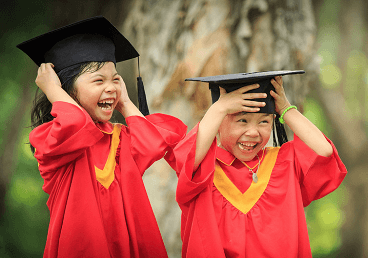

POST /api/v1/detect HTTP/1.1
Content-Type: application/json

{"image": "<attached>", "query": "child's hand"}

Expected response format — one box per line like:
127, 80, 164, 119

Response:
216, 84, 267, 115
116, 77, 132, 108
115, 78, 144, 117
35, 63, 80, 106
35, 63, 62, 92
270, 76, 291, 115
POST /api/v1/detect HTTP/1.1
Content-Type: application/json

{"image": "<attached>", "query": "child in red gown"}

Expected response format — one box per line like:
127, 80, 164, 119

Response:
17, 17, 186, 258
167, 71, 347, 257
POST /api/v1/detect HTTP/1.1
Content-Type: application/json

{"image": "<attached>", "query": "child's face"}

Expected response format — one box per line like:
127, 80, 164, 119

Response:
218, 112, 273, 161
74, 62, 122, 123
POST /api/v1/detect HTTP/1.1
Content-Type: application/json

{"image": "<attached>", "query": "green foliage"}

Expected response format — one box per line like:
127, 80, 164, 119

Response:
306, 184, 348, 257
1, 117, 49, 258
303, 96, 346, 256
303, 0, 356, 256
344, 50, 368, 119
0, 0, 51, 257
303, 97, 332, 138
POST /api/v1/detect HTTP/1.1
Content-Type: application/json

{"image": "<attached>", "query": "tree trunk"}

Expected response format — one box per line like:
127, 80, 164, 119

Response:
318, 0, 368, 256
122, 0, 318, 256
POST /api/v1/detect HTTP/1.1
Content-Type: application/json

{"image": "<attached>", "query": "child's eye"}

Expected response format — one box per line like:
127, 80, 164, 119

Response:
94, 79, 103, 83
238, 119, 247, 123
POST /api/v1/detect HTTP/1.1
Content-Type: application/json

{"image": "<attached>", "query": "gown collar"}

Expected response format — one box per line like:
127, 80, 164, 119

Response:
216, 146, 236, 166
95, 122, 114, 134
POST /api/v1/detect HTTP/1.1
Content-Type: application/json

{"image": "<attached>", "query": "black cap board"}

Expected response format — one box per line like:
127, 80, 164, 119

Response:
185, 70, 305, 114
16, 16, 139, 73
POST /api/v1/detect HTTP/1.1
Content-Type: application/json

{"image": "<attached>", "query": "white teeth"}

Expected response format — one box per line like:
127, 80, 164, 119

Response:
239, 142, 257, 150
100, 105, 112, 110
98, 99, 114, 111
240, 143, 256, 147
98, 99, 114, 104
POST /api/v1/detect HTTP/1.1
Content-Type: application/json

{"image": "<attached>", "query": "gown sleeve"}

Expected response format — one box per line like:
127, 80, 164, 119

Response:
167, 124, 217, 205
124, 113, 187, 176
29, 101, 103, 172
291, 134, 347, 206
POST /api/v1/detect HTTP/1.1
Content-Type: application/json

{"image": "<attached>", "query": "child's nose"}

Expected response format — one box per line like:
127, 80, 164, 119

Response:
244, 127, 259, 137
105, 82, 117, 93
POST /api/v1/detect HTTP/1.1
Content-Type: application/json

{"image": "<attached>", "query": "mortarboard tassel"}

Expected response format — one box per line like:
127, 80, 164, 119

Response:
137, 57, 150, 116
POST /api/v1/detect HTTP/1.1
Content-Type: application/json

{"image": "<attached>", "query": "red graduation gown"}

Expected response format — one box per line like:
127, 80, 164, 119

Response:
168, 125, 347, 258
30, 101, 187, 258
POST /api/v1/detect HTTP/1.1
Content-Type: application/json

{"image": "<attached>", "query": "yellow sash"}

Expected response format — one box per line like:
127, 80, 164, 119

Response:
213, 147, 279, 214
95, 124, 122, 189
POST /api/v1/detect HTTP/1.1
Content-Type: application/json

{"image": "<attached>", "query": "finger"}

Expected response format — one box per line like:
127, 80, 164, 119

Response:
39, 63, 45, 72
241, 106, 261, 113
271, 78, 280, 87
275, 76, 282, 84
270, 90, 280, 101
243, 100, 266, 107
270, 89, 278, 97
45, 63, 55, 69
238, 83, 260, 93
243, 92, 267, 99
272, 77, 284, 89
45, 63, 54, 70
271, 79, 284, 95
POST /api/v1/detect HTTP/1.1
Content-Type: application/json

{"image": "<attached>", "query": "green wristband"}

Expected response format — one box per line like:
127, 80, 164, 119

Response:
279, 105, 297, 124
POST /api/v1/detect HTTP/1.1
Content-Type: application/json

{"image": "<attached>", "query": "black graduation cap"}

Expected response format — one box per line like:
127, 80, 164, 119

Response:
185, 70, 305, 114
186, 70, 305, 146
16, 16, 149, 115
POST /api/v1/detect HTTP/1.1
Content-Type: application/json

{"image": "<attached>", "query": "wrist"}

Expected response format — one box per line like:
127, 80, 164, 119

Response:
117, 100, 143, 118
212, 101, 228, 118
279, 105, 297, 124
278, 101, 291, 115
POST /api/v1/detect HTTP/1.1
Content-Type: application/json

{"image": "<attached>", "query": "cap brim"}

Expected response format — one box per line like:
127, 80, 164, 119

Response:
185, 70, 305, 84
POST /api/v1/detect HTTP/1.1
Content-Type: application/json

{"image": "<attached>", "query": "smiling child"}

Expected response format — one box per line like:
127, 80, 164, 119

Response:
17, 17, 186, 258
168, 71, 347, 258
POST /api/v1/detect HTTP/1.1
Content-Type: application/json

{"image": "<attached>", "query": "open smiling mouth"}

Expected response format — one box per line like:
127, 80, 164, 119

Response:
238, 142, 258, 151
98, 99, 114, 110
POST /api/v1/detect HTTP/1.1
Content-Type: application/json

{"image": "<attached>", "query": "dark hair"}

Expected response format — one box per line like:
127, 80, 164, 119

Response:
30, 61, 107, 153
273, 114, 288, 147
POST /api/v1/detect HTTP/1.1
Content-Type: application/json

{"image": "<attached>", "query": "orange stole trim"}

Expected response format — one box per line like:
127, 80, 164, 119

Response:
95, 124, 122, 189
213, 147, 280, 214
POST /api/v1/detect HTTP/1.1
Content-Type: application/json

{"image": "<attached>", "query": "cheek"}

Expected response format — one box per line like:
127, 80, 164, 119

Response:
260, 127, 273, 143
219, 125, 242, 147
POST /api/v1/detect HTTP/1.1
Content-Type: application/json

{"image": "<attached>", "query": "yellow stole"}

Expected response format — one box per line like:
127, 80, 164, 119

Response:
95, 124, 122, 189
213, 147, 280, 214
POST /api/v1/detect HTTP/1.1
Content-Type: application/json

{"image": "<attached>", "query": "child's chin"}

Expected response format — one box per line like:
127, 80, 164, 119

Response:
92, 116, 112, 124
237, 147, 264, 161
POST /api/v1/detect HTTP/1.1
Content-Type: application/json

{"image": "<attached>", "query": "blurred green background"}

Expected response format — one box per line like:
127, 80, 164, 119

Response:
1, 0, 367, 257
